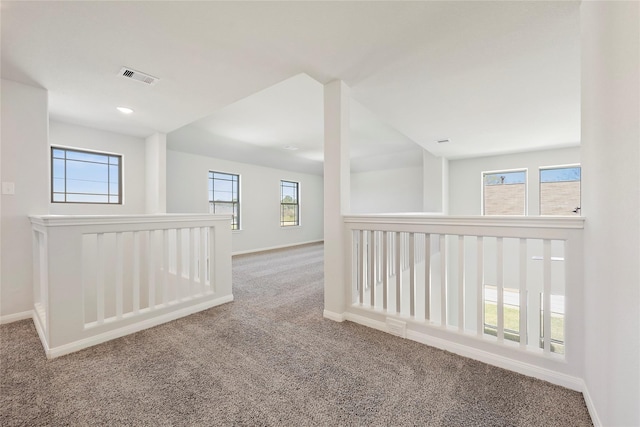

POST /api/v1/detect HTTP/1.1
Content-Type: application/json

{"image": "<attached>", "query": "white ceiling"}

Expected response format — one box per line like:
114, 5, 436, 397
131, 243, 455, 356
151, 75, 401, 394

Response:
170, 73, 423, 174
1, 1, 581, 173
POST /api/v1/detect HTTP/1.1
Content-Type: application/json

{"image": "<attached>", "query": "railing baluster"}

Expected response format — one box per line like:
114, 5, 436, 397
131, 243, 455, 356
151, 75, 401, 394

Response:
424, 233, 431, 321
440, 234, 447, 326
350, 230, 358, 304
382, 231, 388, 311
369, 230, 375, 307
148, 230, 155, 310
163, 229, 169, 305
133, 231, 140, 314
115, 232, 124, 319
358, 230, 364, 304
395, 232, 401, 314
176, 228, 182, 302
409, 232, 415, 317
96, 233, 105, 324
403, 233, 409, 271
497, 237, 504, 342
477, 236, 484, 336
209, 226, 216, 292
376, 231, 383, 286
458, 235, 464, 331
189, 228, 196, 298
398, 233, 402, 273
200, 227, 206, 293
543, 239, 552, 354
519, 238, 527, 348
378, 232, 382, 299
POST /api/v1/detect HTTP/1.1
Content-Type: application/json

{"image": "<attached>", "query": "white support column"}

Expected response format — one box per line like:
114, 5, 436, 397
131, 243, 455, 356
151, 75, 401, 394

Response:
145, 132, 167, 214
323, 80, 350, 321
581, 3, 640, 426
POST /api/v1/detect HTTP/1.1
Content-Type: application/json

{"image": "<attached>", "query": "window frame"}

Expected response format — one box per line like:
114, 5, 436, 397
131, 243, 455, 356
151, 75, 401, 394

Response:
51, 146, 123, 205
280, 180, 300, 227
481, 168, 528, 216
539, 164, 581, 216
208, 171, 240, 230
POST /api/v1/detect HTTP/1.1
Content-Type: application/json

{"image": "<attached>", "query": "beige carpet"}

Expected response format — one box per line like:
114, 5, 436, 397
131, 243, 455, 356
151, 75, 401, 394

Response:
1, 242, 592, 426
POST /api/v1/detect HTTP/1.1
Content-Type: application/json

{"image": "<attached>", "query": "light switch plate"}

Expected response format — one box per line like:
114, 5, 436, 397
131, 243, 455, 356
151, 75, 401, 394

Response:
2, 182, 15, 195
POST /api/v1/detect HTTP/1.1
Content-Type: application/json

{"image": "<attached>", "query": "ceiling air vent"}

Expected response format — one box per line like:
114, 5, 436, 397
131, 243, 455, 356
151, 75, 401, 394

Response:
118, 67, 159, 85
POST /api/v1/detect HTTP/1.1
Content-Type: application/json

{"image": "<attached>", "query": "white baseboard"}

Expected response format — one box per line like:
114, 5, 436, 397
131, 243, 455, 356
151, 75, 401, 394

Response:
44, 294, 234, 359
323, 310, 345, 322
232, 240, 323, 256
0, 310, 33, 325
581, 381, 602, 427
345, 311, 386, 331
344, 311, 584, 392
32, 308, 50, 356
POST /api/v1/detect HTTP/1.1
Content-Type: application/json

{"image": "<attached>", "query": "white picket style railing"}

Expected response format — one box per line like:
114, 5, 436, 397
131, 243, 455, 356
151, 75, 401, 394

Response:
344, 214, 585, 389
30, 214, 233, 358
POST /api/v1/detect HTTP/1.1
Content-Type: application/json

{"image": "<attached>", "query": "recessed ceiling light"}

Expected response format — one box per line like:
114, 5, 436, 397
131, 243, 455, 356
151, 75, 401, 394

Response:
283, 145, 299, 151
117, 106, 134, 114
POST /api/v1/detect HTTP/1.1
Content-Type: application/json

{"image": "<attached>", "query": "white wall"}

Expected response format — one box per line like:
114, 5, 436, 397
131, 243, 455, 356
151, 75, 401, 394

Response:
424, 150, 447, 213
581, 2, 640, 426
166, 150, 324, 254
448, 147, 580, 215
49, 120, 147, 215
350, 148, 448, 214
351, 166, 423, 214
1, 80, 49, 318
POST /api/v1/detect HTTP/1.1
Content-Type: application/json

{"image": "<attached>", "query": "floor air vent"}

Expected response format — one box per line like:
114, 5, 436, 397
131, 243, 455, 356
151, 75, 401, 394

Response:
386, 318, 407, 338
118, 67, 159, 85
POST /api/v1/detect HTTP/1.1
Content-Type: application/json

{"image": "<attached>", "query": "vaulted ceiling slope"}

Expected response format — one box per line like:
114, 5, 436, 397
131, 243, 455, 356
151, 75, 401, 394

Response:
169, 73, 423, 174
1, 1, 581, 171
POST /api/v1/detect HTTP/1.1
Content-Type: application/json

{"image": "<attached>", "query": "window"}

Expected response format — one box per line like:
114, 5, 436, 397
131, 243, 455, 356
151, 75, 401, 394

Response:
209, 171, 240, 230
51, 147, 121, 204
482, 170, 526, 215
540, 166, 581, 215
280, 180, 299, 226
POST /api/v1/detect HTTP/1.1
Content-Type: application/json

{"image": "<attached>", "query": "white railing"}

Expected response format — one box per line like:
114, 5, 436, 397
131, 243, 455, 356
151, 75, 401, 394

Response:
344, 214, 584, 389
30, 214, 233, 358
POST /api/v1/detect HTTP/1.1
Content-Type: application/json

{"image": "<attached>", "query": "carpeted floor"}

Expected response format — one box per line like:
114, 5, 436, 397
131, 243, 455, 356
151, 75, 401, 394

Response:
1, 242, 592, 426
